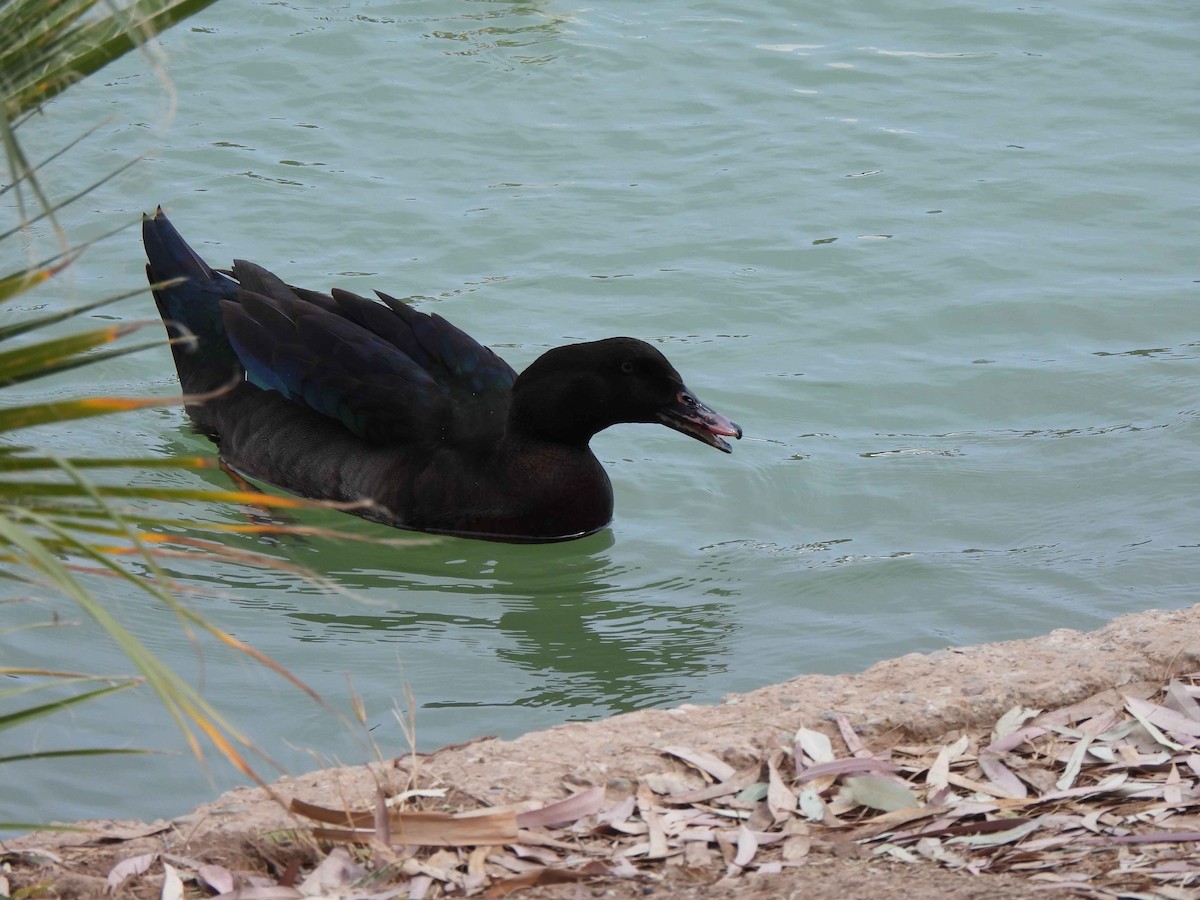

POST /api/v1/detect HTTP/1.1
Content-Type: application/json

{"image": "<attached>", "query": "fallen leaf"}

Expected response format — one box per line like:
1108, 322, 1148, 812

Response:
946, 819, 1039, 847
408, 873, 433, 900
1128, 697, 1200, 738
836, 714, 872, 757
642, 771, 701, 796
731, 825, 758, 869
1165, 679, 1200, 722
978, 752, 1027, 799
733, 782, 769, 805
386, 787, 448, 805
845, 804, 951, 842
198, 864, 235, 895
795, 757, 901, 783
661, 746, 737, 782
664, 764, 762, 804
874, 842, 920, 863
947, 771, 1025, 800
488, 853, 541, 874
596, 795, 637, 829
297, 848, 365, 894
107, 852, 158, 891
798, 785, 826, 822
292, 798, 518, 846
509, 843, 560, 866
516, 785, 605, 828
767, 751, 798, 822
795, 727, 834, 765
514, 828, 588, 851
642, 805, 669, 860
1078, 830, 1200, 844
986, 724, 1049, 754
927, 735, 969, 790
846, 776, 920, 812
1153, 887, 1200, 900
160, 862, 184, 900
467, 845, 490, 876
214, 886, 302, 899
1057, 710, 1122, 791
992, 706, 1041, 744
715, 828, 736, 864
484, 865, 596, 896
1125, 696, 1186, 750
2, 847, 64, 867
1038, 771, 1129, 803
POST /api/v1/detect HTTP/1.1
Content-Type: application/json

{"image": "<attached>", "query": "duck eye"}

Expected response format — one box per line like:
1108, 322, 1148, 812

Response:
620, 359, 636, 375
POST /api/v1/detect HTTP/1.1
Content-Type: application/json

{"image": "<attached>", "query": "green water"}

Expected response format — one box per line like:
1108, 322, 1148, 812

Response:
5, 0, 1199, 825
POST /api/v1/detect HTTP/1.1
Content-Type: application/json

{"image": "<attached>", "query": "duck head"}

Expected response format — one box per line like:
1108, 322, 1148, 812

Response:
510, 337, 742, 451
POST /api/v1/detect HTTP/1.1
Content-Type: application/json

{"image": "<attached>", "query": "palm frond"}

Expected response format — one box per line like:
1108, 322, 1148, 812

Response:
0, 0, 367, 827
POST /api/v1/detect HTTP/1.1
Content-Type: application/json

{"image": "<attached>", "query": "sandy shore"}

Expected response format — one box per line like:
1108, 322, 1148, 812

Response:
6, 602, 1199, 898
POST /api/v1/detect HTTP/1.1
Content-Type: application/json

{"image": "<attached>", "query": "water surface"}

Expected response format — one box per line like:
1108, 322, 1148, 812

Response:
5, 0, 1199, 825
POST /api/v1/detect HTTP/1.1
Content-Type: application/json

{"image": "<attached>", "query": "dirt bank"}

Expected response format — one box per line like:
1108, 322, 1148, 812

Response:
5, 603, 1199, 899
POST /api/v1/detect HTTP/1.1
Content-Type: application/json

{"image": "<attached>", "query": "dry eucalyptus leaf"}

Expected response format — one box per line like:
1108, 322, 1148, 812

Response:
642, 771, 702, 796
509, 843, 560, 866
874, 842, 920, 863
846, 775, 920, 812
292, 798, 519, 847
661, 746, 737, 782
1165, 679, 1200, 721
797, 757, 901, 783
106, 852, 158, 892
732, 825, 758, 868
297, 848, 365, 894
408, 873, 433, 900
986, 724, 1048, 754
946, 819, 1039, 847
734, 782, 769, 805
1136, 698, 1200, 738
664, 764, 762, 804
992, 706, 1041, 743
798, 785, 826, 822
197, 864, 235, 895
160, 862, 185, 900
597, 794, 637, 828
926, 734, 968, 790
222, 886, 304, 899
836, 714, 870, 756
795, 727, 834, 764
1125, 696, 1186, 751
516, 785, 605, 828
767, 752, 798, 821
977, 753, 1027, 799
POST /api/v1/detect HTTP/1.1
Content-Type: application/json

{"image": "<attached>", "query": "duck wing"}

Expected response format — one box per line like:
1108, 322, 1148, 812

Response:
221, 261, 517, 448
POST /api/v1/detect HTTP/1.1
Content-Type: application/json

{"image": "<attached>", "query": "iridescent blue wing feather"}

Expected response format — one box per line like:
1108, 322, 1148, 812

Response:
143, 209, 516, 449
220, 283, 450, 444
143, 209, 241, 394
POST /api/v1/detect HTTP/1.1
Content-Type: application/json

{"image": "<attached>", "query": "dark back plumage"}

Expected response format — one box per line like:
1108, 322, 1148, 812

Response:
146, 211, 516, 451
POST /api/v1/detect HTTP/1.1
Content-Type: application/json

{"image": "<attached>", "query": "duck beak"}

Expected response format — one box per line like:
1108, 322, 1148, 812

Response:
657, 385, 743, 453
